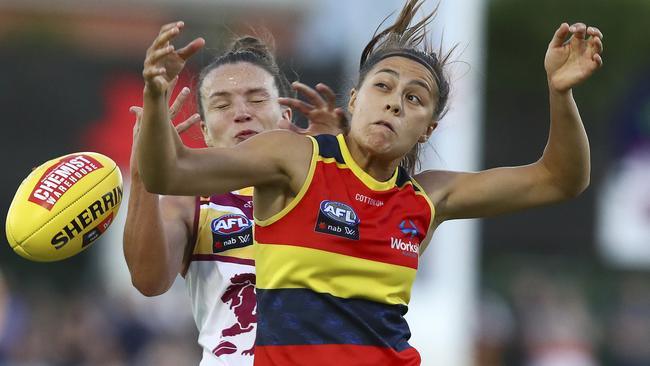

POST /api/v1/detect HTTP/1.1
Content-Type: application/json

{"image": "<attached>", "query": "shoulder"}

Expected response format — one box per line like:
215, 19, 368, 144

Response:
414, 169, 467, 204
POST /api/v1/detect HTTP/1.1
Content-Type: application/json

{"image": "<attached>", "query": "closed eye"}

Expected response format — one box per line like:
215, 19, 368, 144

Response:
375, 82, 390, 90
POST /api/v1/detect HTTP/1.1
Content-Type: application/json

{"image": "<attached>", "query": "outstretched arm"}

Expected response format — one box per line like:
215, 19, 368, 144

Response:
419, 22, 604, 224
137, 22, 310, 196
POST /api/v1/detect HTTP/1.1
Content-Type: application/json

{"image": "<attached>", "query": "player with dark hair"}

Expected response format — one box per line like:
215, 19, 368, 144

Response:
136, 0, 604, 364
124, 26, 343, 365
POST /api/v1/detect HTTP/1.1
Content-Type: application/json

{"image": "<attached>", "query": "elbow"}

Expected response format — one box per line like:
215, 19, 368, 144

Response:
557, 175, 590, 201
140, 176, 169, 195
130, 272, 173, 297
139, 166, 177, 195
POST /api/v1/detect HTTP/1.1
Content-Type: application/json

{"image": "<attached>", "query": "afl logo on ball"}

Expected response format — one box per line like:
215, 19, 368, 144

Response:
211, 214, 253, 253
315, 200, 360, 240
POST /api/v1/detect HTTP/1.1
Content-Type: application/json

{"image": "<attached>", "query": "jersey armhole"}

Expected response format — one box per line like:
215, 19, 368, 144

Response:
254, 135, 319, 227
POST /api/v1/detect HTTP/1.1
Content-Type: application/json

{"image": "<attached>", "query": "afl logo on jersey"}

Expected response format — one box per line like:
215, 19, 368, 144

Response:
315, 200, 360, 240
211, 214, 252, 235
320, 201, 360, 225
211, 214, 253, 253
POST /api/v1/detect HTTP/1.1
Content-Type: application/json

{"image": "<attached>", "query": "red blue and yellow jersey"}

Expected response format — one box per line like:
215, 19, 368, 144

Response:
254, 134, 434, 366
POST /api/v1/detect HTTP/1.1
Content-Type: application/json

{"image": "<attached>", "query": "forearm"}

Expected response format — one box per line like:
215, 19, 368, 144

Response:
137, 87, 185, 193
123, 174, 181, 296
539, 86, 590, 197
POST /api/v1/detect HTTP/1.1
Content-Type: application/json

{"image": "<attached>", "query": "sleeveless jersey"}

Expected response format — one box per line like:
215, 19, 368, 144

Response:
184, 188, 257, 366
253, 134, 435, 366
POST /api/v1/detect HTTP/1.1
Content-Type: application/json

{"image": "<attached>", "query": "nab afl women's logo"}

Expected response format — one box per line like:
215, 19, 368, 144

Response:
211, 214, 253, 253
315, 200, 360, 240
320, 201, 360, 225
211, 214, 252, 234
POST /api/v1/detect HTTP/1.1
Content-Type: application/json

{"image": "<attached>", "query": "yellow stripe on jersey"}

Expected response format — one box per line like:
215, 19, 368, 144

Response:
336, 134, 398, 191
255, 242, 415, 306
319, 156, 350, 170
255, 135, 319, 227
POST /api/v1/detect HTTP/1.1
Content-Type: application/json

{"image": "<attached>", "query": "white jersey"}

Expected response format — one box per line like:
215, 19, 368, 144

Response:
184, 188, 256, 366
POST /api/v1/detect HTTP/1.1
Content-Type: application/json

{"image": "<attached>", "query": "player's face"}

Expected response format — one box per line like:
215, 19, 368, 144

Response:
199, 62, 289, 148
347, 56, 437, 160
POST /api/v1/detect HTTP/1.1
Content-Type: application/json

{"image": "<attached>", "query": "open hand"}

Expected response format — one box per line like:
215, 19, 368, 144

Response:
545, 22, 604, 93
278, 82, 348, 136
143, 21, 205, 97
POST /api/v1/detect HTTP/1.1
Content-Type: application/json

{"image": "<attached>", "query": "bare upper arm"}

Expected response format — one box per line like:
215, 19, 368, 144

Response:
157, 130, 313, 197
416, 161, 571, 224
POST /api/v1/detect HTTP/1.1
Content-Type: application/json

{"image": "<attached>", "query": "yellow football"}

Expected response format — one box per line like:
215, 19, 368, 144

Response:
5, 152, 123, 262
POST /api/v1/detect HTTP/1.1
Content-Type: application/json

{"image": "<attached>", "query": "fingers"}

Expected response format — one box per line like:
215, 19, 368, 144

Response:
569, 22, 587, 40
589, 36, 604, 55
158, 21, 184, 36
175, 113, 201, 134
278, 97, 315, 116
292, 82, 327, 109
177, 37, 206, 61
129, 106, 143, 118
315, 83, 337, 109
129, 106, 143, 139
592, 53, 603, 68
152, 22, 183, 50
169, 87, 191, 119
166, 76, 179, 102
587, 26, 603, 40
549, 23, 570, 48
142, 66, 167, 82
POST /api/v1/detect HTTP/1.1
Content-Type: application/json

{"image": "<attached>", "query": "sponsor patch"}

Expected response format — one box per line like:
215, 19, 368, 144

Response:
399, 219, 420, 238
211, 214, 253, 253
314, 200, 360, 240
391, 220, 421, 257
29, 154, 104, 210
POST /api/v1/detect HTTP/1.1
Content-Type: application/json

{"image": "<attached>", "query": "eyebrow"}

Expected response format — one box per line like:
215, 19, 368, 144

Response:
375, 68, 432, 93
208, 87, 271, 99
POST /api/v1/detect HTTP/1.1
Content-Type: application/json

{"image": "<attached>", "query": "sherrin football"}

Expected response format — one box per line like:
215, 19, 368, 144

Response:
5, 152, 123, 262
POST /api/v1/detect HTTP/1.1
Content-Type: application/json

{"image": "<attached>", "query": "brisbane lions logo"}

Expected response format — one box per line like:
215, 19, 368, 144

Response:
213, 273, 257, 357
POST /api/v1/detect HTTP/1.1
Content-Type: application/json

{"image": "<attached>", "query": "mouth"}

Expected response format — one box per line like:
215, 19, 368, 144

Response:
373, 120, 395, 133
235, 130, 259, 140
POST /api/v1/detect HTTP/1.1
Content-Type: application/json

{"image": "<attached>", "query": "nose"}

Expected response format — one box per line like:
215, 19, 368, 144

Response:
233, 101, 253, 123
385, 101, 401, 115
234, 113, 253, 123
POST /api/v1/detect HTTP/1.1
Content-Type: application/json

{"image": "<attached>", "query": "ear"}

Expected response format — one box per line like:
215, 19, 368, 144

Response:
281, 106, 292, 125
200, 121, 212, 146
418, 121, 438, 143
347, 88, 357, 114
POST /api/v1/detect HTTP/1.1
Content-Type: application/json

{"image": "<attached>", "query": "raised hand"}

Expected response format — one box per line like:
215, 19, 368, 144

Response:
278, 82, 348, 136
143, 21, 205, 97
545, 22, 604, 93
130, 81, 201, 177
